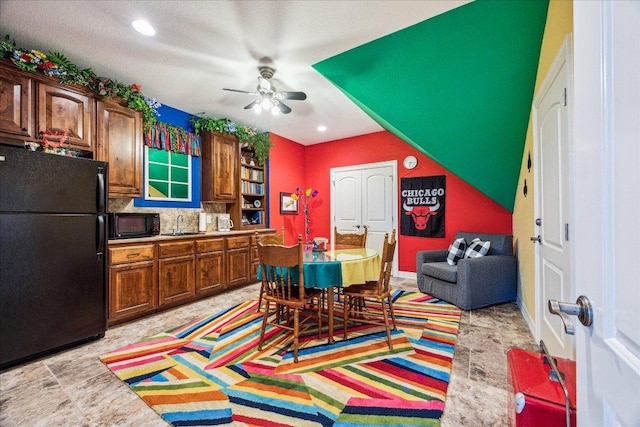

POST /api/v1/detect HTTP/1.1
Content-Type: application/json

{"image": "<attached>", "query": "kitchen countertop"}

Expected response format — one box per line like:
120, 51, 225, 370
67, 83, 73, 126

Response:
108, 228, 275, 245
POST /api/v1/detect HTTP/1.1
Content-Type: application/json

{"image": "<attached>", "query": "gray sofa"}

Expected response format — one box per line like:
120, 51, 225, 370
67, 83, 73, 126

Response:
416, 231, 517, 310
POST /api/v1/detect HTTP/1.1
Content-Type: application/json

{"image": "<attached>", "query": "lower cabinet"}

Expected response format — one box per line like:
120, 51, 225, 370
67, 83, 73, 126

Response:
227, 236, 250, 288
196, 238, 226, 295
108, 244, 157, 323
107, 231, 272, 325
158, 241, 195, 307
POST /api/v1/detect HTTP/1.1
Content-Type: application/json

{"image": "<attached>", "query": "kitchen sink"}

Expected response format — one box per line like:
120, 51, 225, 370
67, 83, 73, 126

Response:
160, 232, 202, 236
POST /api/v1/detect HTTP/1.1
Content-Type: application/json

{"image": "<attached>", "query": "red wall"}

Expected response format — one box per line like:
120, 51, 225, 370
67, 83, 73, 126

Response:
268, 131, 512, 272
267, 133, 306, 245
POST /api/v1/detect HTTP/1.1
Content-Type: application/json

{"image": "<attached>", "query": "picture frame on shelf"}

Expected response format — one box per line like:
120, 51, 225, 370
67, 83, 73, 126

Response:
280, 192, 298, 215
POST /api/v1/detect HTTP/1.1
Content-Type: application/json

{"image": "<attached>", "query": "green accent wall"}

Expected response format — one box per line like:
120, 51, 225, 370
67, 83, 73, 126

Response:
313, 0, 549, 211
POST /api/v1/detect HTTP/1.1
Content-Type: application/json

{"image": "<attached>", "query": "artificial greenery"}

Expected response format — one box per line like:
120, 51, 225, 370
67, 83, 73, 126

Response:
191, 115, 272, 164
1, 35, 160, 129
1, 34, 271, 160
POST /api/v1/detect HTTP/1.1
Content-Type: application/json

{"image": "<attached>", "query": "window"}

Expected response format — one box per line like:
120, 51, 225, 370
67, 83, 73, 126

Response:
144, 146, 192, 202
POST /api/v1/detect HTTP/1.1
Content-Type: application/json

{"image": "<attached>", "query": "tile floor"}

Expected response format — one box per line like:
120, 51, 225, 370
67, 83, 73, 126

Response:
0, 278, 537, 426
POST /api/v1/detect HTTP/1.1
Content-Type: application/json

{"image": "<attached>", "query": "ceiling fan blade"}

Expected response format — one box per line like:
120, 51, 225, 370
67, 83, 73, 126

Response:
243, 99, 260, 110
280, 91, 307, 101
223, 88, 259, 95
275, 101, 292, 114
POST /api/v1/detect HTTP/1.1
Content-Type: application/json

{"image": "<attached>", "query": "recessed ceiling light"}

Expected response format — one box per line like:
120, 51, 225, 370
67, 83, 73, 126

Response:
132, 19, 155, 36
317, 125, 327, 132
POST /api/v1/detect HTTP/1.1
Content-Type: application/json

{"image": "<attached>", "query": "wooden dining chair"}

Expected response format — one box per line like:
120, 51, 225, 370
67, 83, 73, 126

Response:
334, 226, 367, 247
333, 226, 368, 304
256, 227, 285, 312
257, 234, 323, 363
342, 229, 397, 349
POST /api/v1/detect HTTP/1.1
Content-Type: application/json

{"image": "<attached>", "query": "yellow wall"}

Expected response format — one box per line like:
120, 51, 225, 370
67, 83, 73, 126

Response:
513, 0, 573, 325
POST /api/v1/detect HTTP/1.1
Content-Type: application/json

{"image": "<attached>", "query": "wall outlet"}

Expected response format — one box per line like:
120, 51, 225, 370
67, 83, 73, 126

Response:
206, 215, 212, 224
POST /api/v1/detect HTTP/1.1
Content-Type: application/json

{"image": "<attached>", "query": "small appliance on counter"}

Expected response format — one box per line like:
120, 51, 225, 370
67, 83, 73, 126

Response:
218, 214, 233, 232
109, 212, 160, 239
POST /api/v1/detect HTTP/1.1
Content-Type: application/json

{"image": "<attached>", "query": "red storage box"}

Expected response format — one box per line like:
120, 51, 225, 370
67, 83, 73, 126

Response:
507, 347, 576, 427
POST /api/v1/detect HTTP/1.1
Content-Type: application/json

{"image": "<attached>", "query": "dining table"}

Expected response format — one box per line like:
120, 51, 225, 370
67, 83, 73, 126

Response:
302, 244, 380, 343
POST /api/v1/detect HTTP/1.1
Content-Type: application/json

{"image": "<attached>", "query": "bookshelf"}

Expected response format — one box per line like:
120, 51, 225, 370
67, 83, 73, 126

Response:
230, 145, 267, 229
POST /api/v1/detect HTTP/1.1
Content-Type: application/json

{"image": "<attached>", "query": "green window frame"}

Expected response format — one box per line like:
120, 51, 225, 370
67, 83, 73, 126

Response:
144, 146, 192, 202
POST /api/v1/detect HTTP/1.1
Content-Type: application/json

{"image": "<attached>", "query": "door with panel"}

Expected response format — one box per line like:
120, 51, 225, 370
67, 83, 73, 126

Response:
331, 161, 397, 273
533, 36, 574, 359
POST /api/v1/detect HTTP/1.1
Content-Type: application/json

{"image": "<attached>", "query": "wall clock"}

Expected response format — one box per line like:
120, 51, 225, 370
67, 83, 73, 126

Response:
403, 155, 418, 169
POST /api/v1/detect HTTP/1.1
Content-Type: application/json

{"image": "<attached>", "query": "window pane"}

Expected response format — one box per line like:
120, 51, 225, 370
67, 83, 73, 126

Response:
149, 163, 169, 181
171, 183, 189, 199
149, 180, 169, 198
148, 148, 169, 163
171, 152, 189, 167
171, 166, 188, 182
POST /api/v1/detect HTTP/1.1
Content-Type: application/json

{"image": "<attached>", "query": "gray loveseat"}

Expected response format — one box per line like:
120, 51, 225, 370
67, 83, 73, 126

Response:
416, 231, 517, 310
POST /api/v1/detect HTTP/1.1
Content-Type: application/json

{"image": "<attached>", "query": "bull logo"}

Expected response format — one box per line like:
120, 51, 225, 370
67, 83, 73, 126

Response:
403, 202, 440, 230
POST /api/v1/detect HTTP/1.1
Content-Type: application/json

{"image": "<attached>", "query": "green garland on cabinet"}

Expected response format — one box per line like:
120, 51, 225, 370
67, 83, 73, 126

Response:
1, 34, 272, 163
1, 35, 159, 129
191, 115, 272, 165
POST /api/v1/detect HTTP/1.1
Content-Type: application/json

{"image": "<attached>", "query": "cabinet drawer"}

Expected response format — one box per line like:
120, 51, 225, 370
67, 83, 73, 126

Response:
197, 238, 224, 253
109, 244, 155, 264
158, 241, 195, 258
226, 236, 250, 249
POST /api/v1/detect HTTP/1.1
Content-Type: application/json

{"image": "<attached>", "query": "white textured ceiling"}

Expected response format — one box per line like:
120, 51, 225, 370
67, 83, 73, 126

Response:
0, 0, 470, 145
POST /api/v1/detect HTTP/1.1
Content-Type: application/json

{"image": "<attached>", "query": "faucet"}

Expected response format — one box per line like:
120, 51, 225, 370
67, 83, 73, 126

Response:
175, 214, 184, 235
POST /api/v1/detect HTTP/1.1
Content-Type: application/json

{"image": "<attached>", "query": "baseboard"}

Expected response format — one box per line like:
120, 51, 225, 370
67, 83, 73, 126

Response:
516, 295, 538, 341
396, 270, 417, 280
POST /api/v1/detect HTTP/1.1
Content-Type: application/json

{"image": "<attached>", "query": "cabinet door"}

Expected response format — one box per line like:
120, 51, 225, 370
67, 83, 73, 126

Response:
108, 260, 157, 323
196, 251, 225, 295
0, 66, 34, 140
96, 100, 143, 197
201, 132, 238, 202
37, 83, 93, 150
159, 254, 196, 306
227, 248, 249, 288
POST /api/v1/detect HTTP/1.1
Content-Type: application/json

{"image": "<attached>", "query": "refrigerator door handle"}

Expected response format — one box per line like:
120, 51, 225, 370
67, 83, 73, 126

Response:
97, 215, 105, 259
97, 167, 106, 212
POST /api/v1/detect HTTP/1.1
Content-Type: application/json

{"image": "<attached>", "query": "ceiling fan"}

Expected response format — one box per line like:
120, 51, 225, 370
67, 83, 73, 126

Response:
223, 66, 307, 114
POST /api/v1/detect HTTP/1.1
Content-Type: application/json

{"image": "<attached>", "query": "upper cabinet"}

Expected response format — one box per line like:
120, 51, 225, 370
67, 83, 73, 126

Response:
0, 60, 144, 199
96, 100, 143, 198
37, 82, 94, 151
0, 64, 34, 140
201, 131, 239, 202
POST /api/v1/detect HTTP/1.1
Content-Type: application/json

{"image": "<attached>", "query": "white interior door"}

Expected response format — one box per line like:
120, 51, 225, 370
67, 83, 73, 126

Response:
331, 161, 397, 273
573, 2, 640, 425
533, 36, 574, 359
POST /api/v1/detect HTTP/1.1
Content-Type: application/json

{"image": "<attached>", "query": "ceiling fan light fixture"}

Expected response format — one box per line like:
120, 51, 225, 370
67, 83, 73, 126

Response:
260, 96, 273, 110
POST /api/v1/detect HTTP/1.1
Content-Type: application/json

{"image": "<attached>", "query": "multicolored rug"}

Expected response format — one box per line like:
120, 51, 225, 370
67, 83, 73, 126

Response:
100, 289, 461, 426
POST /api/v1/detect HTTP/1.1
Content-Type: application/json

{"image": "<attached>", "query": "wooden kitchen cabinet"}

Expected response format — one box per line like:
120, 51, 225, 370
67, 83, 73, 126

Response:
226, 235, 250, 288
196, 238, 226, 295
108, 243, 157, 323
96, 100, 143, 197
0, 62, 34, 140
201, 131, 238, 202
158, 241, 196, 307
37, 82, 94, 151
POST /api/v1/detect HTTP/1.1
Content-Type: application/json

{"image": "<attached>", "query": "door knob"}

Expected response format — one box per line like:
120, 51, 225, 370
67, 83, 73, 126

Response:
548, 295, 593, 335
530, 235, 542, 243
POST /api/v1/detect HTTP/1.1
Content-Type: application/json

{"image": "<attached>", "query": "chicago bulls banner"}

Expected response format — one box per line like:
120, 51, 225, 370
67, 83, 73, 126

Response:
401, 175, 445, 237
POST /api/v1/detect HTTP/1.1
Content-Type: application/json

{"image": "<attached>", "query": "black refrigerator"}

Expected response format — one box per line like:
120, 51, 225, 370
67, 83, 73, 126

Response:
0, 145, 108, 370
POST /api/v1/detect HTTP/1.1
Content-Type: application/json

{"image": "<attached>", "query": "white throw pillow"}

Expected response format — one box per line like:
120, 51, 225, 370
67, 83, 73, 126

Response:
446, 238, 467, 265
464, 238, 491, 259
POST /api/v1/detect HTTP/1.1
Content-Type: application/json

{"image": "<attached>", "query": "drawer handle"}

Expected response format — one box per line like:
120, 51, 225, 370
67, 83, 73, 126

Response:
126, 252, 141, 258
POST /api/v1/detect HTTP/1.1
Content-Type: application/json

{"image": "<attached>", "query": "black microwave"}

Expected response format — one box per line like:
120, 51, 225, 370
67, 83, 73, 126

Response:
109, 212, 160, 239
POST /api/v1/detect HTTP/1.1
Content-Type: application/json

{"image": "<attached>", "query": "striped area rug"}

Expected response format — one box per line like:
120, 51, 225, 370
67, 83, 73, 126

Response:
100, 289, 461, 426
